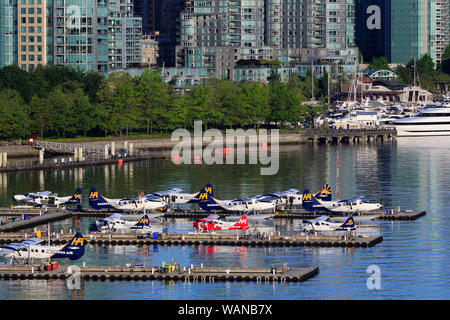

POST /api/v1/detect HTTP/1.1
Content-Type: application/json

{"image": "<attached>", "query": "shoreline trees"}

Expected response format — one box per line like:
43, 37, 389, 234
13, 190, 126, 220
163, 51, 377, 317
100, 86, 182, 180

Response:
0, 65, 331, 141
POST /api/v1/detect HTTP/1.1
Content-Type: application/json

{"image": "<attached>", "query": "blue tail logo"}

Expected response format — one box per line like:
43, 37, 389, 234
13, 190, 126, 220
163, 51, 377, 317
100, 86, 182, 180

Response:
315, 184, 332, 201
192, 183, 214, 202
67, 188, 83, 204
130, 215, 150, 229
88, 188, 112, 210
51, 232, 85, 260
197, 186, 221, 212
302, 190, 324, 212
337, 217, 355, 231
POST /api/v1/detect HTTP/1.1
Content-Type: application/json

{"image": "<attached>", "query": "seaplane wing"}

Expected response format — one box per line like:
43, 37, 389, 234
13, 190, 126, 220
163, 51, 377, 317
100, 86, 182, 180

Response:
257, 189, 300, 202
226, 214, 273, 222
232, 195, 263, 202
14, 195, 34, 203
0, 238, 45, 256
144, 188, 183, 200
339, 196, 366, 202
103, 213, 123, 222
29, 191, 52, 197
200, 214, 221, 221
302, 215, 330, 224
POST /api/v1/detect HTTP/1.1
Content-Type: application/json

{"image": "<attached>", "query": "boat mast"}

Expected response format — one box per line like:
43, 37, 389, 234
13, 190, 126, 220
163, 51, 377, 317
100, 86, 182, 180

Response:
311, 60, 314, 100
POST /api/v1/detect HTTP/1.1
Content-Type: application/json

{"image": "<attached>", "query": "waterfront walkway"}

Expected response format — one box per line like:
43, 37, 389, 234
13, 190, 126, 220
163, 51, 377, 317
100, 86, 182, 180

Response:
0, 128, 396, 173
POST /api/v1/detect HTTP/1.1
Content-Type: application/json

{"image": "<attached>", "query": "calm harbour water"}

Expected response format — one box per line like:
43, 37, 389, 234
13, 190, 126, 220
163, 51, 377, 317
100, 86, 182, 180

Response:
0, 137, 449, 299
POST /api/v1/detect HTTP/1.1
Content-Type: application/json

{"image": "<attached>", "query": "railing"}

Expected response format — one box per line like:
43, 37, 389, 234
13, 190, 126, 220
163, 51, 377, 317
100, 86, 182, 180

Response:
301, 127, 396, 134
32, 141, 148, 157
0, 150, 164, 172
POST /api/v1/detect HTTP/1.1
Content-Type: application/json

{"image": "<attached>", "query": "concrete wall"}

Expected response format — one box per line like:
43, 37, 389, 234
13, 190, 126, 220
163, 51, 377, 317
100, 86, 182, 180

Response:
0, 145, 39, 158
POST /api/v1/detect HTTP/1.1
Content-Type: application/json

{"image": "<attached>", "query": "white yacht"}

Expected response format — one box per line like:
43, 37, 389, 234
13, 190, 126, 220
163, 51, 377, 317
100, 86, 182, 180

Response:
391, 105, 450, 136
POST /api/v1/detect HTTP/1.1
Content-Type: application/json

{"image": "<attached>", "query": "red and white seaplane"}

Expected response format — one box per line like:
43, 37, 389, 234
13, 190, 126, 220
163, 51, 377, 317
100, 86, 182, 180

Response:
193, 214, 250, 231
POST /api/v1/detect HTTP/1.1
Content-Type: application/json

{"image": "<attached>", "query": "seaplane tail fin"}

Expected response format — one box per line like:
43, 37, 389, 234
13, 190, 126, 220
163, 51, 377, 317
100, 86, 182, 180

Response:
192, 183, 214, 201
301, 190, 322, 212
130, 215, 150, 229
88, 188, 110, 210
337, 217, 355, 231
234, 216, 249, 229
197, 190, 219, 212
315, 184, 332, 201
52, 232, 85, 260
67, 187, 83, 204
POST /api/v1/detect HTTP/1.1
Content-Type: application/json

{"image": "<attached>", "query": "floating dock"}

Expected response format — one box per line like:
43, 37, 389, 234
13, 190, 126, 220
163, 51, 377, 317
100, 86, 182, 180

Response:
0, 232, 383, 248
0, 207, 61, 216
0, 264, 319, 283
0, 210, 72, 232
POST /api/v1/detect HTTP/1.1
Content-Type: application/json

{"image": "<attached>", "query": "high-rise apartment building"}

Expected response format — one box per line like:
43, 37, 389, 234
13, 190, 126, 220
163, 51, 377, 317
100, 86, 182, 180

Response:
172, 0, 358, 78
134, 0, 156, 34
436, 0, 449, 65
391, 0, 436, 64
17, 0, 47, 71
0, 0, 143, 73
47, 0, 142, 73
267, 0, 358, 65
0, 0, 17, 68
175, 0, 275, 78
355, 0, 441, 65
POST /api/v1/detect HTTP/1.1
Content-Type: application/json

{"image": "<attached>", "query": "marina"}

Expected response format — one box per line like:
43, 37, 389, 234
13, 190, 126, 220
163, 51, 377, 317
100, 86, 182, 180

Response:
0, 137, 446, 299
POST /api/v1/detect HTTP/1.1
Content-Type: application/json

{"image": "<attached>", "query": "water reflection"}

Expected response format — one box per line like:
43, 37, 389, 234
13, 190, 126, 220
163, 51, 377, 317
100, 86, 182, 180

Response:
0, 138, 449, 299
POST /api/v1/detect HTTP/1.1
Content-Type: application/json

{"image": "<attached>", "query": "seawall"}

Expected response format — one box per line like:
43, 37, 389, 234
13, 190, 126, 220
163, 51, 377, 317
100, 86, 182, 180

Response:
0, 128, 396, 159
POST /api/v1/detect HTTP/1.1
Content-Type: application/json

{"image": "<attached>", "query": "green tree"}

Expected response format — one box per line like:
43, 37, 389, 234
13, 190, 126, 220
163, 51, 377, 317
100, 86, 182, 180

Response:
409, 54, 435, 76
184, 85, 212, 129
394, 65, 413, 84
47, 87, 76, 138
28, 95, 51, 138
97, 72, 133, 136
442, 58, 450, 76
0, 89, 30, 139
240, 82, 270, 128
73, 89, 99, 136
441, 45, 450, 62
135, 70, 170, 134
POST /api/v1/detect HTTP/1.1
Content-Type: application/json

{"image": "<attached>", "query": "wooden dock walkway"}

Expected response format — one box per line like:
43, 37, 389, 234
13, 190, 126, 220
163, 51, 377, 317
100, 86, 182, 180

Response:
0, 231, 383, 248
0, 210, 72, 232
0, 264, 319, 283
0, 155, 162, 173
